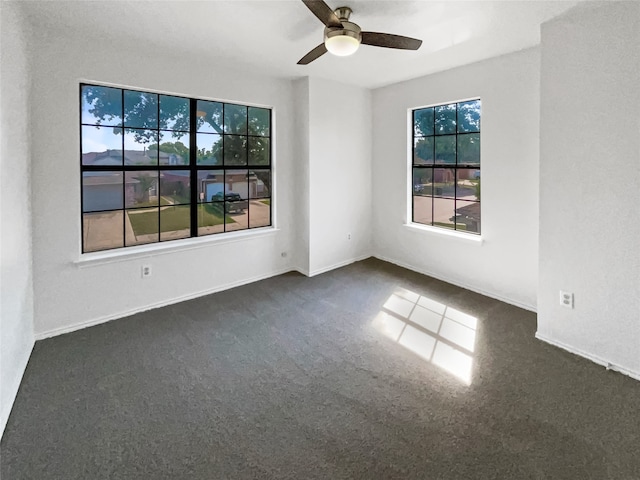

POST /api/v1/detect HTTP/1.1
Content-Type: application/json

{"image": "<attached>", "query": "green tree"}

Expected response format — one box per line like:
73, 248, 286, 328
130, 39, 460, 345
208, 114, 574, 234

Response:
133, 173, 157, 203
83, 86, 189, 143
83, 87, 270, 168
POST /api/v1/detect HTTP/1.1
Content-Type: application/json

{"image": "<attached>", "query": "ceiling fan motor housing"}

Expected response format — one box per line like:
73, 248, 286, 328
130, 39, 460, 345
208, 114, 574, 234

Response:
324, 6, 361, 44
324, 21, 361, 43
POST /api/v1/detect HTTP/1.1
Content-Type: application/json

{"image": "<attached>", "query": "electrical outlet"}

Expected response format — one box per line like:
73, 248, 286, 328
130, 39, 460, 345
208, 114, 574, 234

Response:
560, 290, 573, 309
347, 233, 352, 240
141, 265, 152, 279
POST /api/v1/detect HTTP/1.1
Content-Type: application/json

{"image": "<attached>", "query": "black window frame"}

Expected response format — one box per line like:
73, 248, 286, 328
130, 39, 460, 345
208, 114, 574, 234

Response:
80, 83, 273, 253
411, 99, 481, 235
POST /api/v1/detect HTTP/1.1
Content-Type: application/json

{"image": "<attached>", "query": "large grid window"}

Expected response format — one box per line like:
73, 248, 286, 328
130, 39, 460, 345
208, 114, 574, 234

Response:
411, 100, 481, 234
80, 84, 272, 253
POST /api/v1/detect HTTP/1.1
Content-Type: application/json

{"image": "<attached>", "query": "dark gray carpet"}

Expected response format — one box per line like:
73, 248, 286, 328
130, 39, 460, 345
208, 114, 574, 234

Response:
2, 258, 639, 479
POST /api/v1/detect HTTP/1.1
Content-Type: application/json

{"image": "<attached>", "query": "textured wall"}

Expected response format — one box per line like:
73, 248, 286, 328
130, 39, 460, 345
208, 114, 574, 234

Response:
538, 1, 640, 376
0, 2, 35, 437
307, 77, 372, 274
372, 48, 540, 310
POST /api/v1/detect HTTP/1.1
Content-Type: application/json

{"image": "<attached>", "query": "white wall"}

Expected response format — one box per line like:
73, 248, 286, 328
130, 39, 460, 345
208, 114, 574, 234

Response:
372, 48, 540, 310
0, 2, 35, 437
306, 77, 372, 274
29, 26, 297, 337
538, 2, 640, 377
292, 78, 311, 274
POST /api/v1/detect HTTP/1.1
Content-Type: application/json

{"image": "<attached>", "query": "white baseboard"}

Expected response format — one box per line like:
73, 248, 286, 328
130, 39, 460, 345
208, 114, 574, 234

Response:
299, 253, 372, 278
34, 268, 293, 340
1, 339, 35, 440
374, 254, 537, 312
535, 332, 640, 382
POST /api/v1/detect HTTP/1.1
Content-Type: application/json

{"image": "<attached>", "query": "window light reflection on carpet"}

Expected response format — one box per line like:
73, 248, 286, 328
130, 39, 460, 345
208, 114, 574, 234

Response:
372, 287, 477, 385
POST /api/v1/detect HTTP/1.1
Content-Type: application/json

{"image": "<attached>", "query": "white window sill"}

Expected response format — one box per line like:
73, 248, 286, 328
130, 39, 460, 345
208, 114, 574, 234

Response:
74, 227, 280, 268
403, 223, 483, 245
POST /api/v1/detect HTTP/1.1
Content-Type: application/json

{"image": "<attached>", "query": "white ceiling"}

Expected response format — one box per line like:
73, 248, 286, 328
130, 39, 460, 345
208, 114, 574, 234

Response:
19, 0, 580, 89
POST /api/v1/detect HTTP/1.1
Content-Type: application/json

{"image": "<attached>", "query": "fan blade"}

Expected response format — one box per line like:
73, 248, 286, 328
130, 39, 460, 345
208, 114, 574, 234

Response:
297, 43, 328, 65
361, 31, 422, 50
301, 0, 343, 28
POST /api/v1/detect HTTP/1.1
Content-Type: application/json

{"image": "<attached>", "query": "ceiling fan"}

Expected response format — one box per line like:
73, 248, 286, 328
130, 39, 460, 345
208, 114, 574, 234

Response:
297, 0, 423, 65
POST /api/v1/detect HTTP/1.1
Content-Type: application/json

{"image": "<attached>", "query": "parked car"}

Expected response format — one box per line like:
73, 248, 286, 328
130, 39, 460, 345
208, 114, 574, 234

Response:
211, 192, 248, 213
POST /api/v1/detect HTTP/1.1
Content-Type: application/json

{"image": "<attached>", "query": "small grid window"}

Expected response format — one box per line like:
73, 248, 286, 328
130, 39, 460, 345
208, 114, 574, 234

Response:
81, 84, 272, 253
411, 100, 481, 234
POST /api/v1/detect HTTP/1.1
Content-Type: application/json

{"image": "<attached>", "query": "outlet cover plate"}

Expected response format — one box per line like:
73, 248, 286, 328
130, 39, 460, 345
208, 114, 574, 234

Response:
560, 290, 573, 309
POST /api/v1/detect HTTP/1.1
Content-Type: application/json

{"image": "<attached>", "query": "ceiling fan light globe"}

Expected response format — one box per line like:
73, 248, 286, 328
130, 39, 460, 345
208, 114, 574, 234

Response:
325, 35, 360, 56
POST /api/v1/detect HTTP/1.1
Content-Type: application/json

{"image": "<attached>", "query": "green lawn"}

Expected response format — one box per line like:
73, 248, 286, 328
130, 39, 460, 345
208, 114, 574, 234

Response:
260, 199, 270, 206
163, 195, 190, 205
130, 196, 188, 208
128, 204, 234, 235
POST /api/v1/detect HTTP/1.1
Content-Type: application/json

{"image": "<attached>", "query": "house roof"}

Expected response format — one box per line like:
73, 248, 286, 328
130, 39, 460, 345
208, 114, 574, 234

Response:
82, 149, 186, 166
83, 174, 130, 186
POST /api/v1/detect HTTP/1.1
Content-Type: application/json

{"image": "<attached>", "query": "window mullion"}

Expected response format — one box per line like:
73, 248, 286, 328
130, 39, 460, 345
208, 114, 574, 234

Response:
189, 98, 198, 238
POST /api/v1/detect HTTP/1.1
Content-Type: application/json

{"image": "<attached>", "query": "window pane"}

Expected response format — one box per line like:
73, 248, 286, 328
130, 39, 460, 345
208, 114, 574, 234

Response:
225, 206, 248, 232
124, 90, 158, 129
224, 135, 248, 165
196, 100, 223, 133
435, 136, 456, 165
124, 129, 158, 165
225, 170, 249, 199
413, 196, 432, 226
224, 104, 247, 134
81, 85, 122, 126
197, 203, 225, 236
457, 100, 481, 133
455, 200, 480, 234
457, 133, 480, 166
198, 170, 224, 203
413, 168, 433, 196
433, 168, 455, 197
158, 131, 189, 165
196, 133, 222, 165
433, 198, 456, 229
248, 137, 270, 165
248, 107, 270, 136
160, 170, 190, 205
249, 170, 271, 199
160, 95, 190, 132
82, 126, 123, 165
224, 169, 249, 230
249, 200, 270, 228
160, 205, 190, 241
125, 171, 159, 208
126, 207, 159, 246
83, 172, 123, 211
435, 104, 456, 135
413, 137, 434, 165
456, 169, 481, 201
414, 107, 434, 136
83, 211, 123, 252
